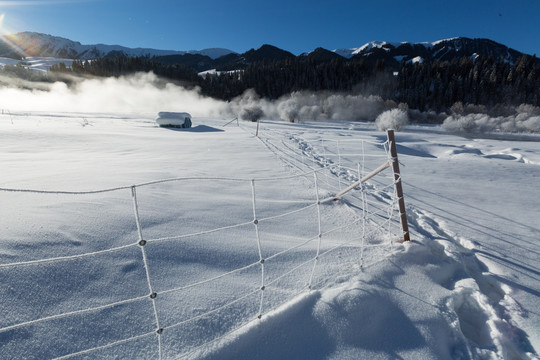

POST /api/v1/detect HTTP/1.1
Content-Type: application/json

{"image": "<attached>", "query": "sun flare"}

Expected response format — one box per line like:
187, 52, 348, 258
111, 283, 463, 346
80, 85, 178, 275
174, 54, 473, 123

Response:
0, 12, 14, 36
0, 14, 31, 58
0, 13, 6, 32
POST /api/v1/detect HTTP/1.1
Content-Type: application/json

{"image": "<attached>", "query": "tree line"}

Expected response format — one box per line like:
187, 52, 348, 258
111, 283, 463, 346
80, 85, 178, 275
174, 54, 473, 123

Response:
397, 54, 539, 112
39, 52, 540, 114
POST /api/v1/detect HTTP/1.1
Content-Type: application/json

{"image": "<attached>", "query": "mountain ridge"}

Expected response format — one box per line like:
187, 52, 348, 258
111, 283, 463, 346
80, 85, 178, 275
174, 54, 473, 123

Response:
0, 31, 235, 60
0, 32, 535, 73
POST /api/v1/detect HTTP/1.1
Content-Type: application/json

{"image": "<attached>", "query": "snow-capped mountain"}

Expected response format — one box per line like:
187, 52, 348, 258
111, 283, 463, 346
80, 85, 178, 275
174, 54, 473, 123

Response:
0, 32, 235, 60
0, 32, 533, 74
333, 37, 524, 65
334, 41, 402, 58
192, 37, 530, 72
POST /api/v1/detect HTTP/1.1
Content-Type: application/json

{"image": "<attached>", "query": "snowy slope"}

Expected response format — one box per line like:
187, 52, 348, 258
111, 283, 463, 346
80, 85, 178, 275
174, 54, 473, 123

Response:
334, 40, 425, 58
0, 32, 235, 60
201, 120, 540, 360
0, 56, 75, 73
332, 37, 522, 65
0, 109, 538, 360
333, 38, 465, 58
333, 41, 402, 58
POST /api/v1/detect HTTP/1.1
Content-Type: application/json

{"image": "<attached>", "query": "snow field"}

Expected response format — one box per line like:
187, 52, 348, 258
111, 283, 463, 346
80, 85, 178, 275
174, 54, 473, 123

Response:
1, 113, 539, 359
0, 114, 405, 359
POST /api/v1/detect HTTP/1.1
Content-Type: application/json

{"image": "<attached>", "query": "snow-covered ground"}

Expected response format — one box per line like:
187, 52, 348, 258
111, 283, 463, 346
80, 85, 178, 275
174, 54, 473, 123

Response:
0, 112, 539, 360
0, 56, 75, 73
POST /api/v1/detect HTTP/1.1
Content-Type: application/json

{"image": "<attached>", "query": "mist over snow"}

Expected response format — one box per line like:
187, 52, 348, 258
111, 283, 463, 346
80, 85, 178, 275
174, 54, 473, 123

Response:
229, 89, 390, 123
0, 73, 392, 123
0, 70, 539, 135
0, 72, 227, 117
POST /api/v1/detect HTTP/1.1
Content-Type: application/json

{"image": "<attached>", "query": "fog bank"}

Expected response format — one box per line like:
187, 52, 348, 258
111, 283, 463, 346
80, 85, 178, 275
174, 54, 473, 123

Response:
230, 90, 390, 123
0, 74, 395, 122
1, 72, 539, 134
0, 72, 227, 117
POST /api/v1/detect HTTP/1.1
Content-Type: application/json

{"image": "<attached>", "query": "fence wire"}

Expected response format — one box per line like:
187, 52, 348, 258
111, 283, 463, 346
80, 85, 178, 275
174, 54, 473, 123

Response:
0, 126, 404, 359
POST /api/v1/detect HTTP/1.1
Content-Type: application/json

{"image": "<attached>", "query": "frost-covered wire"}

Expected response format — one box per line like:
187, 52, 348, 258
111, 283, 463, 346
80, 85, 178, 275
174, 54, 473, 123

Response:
52, 331, 156, 360
1, 123, 404, 360
0, 294, 148, 334
131, 185, 163, 359
0, 243, 137, 268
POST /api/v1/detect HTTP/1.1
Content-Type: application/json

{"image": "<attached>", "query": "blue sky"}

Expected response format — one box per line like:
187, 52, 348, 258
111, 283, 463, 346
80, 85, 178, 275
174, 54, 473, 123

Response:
0, 0, 539, 55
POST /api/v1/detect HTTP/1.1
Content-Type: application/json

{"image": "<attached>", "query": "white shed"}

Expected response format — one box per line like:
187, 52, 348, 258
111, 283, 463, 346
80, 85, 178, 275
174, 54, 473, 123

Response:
155, 112, 192, 128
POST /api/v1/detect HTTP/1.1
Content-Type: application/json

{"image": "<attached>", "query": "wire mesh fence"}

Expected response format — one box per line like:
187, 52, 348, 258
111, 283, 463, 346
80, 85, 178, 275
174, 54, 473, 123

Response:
0, 125, 404, 359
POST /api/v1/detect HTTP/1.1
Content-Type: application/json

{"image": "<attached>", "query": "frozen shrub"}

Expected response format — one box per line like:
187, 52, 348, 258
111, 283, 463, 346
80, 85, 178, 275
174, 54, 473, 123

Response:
450, 102, 486, 115
239, 106, 263, 122
464, 103, 486, 115
229, 89, 275, 120
384, 99, 397, 109
515, 112, 530, 123
299, 105, 323, 121
407, 109, 424, 123
278, 99, 299, 122
229, 90, 390, 123
499, 116, 517, 133
473, 113, 493, 132
425, 110, 445, 123
398, 102, 409, 112
442, 115, 475, 133
521, 116, 540, 133
488, 103, 515, 117
450, 102, 464, 115
375, 109, 409, 131
321, 94, 384, 121
516, 104, 540, 116
443, 113, 540, 134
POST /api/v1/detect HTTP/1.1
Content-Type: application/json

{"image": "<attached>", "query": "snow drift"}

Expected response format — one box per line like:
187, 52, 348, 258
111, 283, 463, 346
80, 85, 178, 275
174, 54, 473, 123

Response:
1, 113, 539, 359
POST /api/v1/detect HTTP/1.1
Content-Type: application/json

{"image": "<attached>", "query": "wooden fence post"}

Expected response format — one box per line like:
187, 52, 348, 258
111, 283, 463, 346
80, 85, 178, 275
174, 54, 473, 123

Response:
387, 130, 411, 242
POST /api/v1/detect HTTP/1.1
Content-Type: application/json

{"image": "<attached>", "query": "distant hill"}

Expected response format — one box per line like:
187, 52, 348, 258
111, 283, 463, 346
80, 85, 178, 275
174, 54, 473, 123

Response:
153, 44, 295, 72
1, 32, 534, 73
153, 37, 535, 73
0, 32, 235, 60
300, 47, 345, 65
